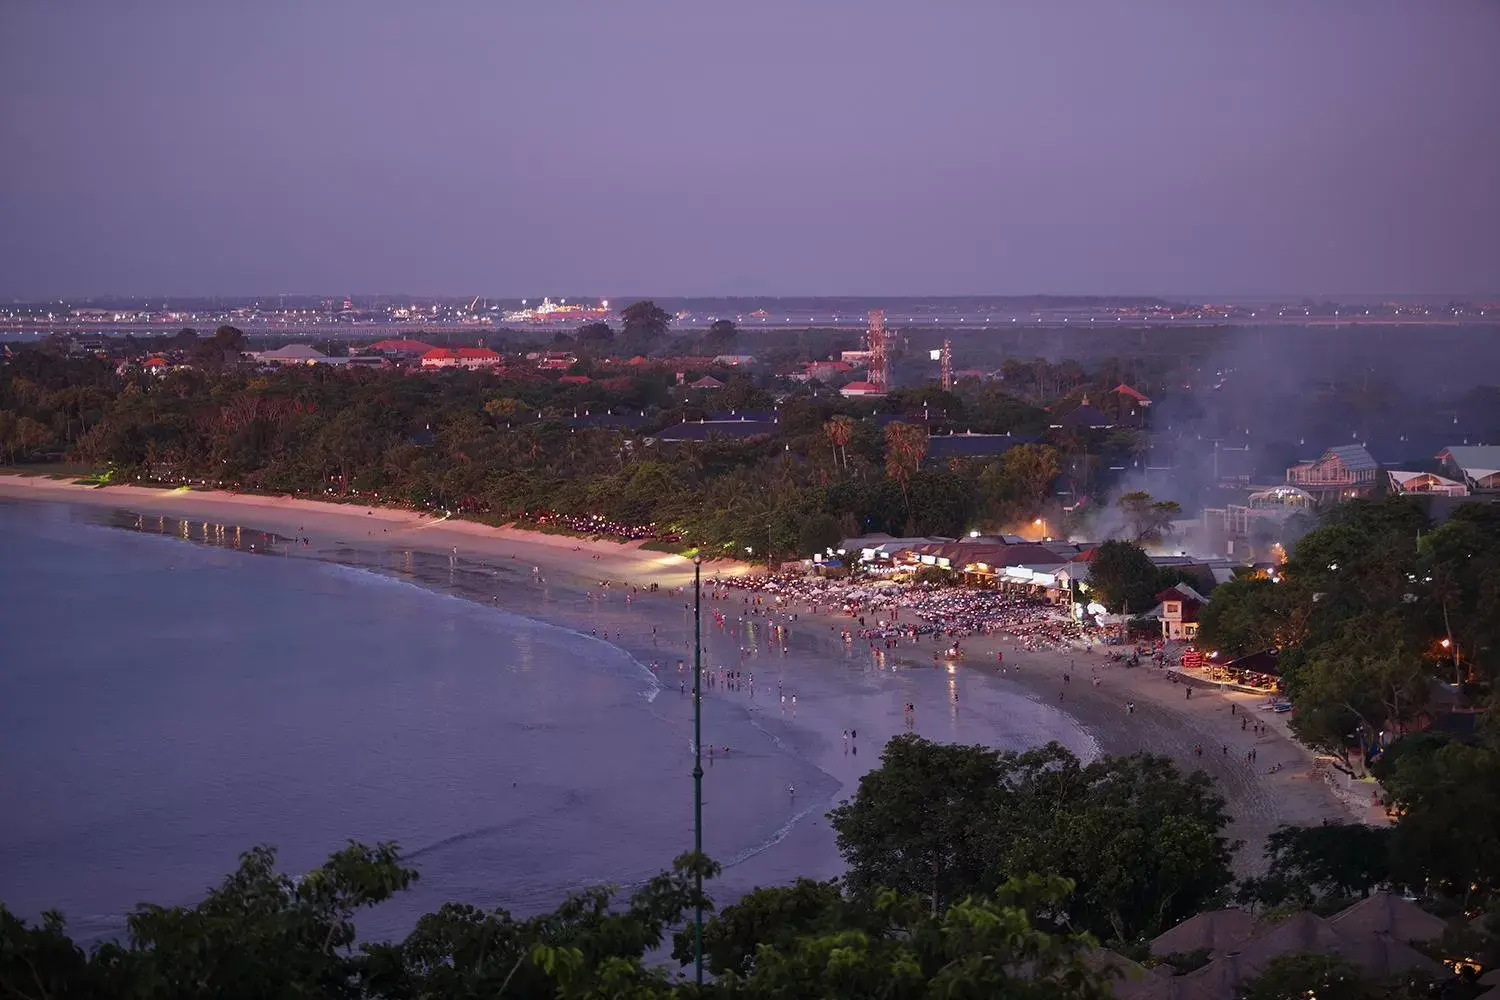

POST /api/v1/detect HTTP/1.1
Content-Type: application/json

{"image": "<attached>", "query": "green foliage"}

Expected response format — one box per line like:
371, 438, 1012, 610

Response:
0, 843, 1132, 1000
0, 349, 1041, 563
673, 878, 845, 976
828, 735, 1235, 942
1086, 539, 1162, 613
1115, 490, 1181, 544
0, 848, 719, 1000
975, 442, 1060, 527
1239, 951, 1381, 1000
1199, 495, 1500, 781
619, 301, 673, 355
1236, 823, 1393, 910
1195, 577, 1289, 660
711, 876, 1118, 1000
576, 321, 615, 346
1383, 739, 1500, 908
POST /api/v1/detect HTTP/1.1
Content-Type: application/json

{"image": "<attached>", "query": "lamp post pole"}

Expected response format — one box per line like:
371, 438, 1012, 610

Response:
692, 555, 704, 986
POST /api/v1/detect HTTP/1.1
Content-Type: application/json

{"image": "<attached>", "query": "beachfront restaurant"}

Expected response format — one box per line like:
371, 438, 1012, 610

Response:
857, 536, 955, 569
895, 542, 1069, 596
1190, 648, 1282, 693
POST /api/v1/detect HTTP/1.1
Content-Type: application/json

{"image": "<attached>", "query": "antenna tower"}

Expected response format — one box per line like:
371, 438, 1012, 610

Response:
940, 338, 953, 391
866, 309, 889, 391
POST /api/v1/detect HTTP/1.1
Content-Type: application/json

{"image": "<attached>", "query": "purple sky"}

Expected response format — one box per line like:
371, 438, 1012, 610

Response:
2, 2, 1497, 299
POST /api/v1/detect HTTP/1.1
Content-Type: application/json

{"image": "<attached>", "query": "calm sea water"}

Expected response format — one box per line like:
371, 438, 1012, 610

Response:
0, 501, 823, 942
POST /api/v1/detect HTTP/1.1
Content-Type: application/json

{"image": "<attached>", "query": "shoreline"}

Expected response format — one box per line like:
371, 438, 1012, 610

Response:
0, 474, 1376, 879
0, 475, 752, 588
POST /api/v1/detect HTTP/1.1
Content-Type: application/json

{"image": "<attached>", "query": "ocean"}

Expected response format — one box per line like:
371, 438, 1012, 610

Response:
0, 499, 1092, 944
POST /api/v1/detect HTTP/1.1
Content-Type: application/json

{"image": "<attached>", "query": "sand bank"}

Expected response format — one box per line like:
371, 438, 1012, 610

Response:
0, 475, 751, 588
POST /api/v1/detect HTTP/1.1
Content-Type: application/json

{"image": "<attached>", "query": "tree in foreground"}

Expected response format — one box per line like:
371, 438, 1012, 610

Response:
1238, 950, 1441, 1000
1239, 952, 1382, 1000
0, 845, 1129, 999
1381, 737, 1500, 909
1235, 822, 1394, 911
0, 845, 719, 1000
698, 876, 1118, 1000
827, 735, 1235, 943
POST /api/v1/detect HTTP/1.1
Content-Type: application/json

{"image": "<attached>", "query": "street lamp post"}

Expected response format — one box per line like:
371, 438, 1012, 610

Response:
691, 554, 705, 985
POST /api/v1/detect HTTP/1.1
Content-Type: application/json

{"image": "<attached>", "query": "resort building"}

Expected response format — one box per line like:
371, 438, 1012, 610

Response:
361, 338, 434, 359
839, 380, 885, 398
254, 344, 330, 366
420, 348, 459, 369
1387, 469, 1468, 497
454, 346, 502, 369
791, 360, 853, 383
1150, 583, 1209, 641
1199, 486, 1314, 560
925, 431, 1041, 462
1050, 398, 1114, 431
1285, 444, 1380, 500
420, 346, 502, 369
1436, 445, 1500, 493
1132, 892, 1444, 1000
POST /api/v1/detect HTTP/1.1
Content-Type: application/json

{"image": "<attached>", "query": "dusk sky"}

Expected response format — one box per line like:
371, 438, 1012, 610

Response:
3, 2, 1497, 299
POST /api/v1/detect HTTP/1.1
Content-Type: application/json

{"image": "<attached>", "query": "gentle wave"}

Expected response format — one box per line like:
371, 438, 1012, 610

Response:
314, 559, 664, 702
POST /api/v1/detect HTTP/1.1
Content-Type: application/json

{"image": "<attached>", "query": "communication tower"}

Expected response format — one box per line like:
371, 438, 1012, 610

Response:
866, 309, 889, 391
940, 339, 953, 391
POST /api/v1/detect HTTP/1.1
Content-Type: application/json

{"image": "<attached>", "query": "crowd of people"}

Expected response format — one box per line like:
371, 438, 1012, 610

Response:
702, 573, 1108, 653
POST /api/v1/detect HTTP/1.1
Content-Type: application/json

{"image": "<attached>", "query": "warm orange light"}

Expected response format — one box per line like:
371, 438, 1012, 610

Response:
1441, 638, 1452, 649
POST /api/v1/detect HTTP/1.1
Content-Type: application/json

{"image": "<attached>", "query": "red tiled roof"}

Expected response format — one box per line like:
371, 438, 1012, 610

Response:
367, 339, 434, 353
1113, 383, 1151, 402
842, 380, 882, 391
421, 348, 455, 360
457, 347, 500, 360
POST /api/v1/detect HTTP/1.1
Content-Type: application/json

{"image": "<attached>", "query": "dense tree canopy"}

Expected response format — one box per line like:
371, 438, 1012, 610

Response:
828, 735, 1235, 943
1085, 539, 1179, 614
1200, 494, 1500, 912
0, 844, 1123, 999
0, 349, 1082, 563
1197, 497, 1499, 772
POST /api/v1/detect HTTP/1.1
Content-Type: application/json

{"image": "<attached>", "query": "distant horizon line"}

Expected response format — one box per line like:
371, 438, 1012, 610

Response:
4, 290, 1497, 303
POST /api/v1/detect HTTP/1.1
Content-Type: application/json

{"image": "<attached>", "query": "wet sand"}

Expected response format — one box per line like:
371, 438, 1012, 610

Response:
0, 475, 1370, 882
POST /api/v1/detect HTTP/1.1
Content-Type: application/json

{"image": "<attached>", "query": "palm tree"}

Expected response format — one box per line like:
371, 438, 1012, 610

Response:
884, 422, 929, 532
825, 415, 854, 471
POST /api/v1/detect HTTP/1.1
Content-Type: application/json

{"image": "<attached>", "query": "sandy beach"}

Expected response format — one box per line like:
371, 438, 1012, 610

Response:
0, 475, 1377, 883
